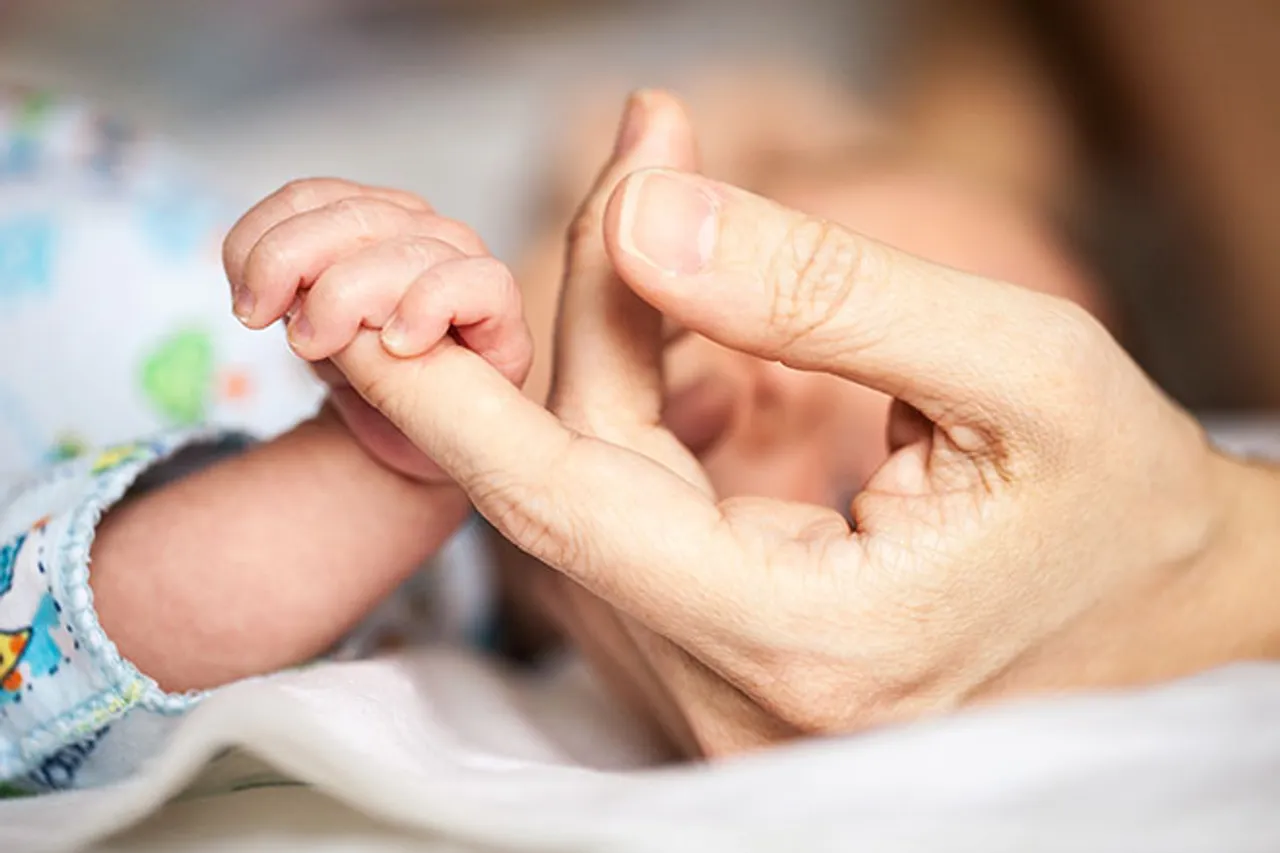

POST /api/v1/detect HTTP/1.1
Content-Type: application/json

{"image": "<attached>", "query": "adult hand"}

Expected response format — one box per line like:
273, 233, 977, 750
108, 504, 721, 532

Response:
333, 92, 1280, 755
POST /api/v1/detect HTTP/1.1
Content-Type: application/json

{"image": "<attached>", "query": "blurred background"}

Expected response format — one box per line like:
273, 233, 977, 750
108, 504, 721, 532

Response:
2, 0, 1277, 411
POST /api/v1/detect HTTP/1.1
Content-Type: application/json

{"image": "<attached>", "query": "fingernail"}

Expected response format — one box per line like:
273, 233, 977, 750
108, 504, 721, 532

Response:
380, 314, 411, 356
618, 170, 718, 276
232, 286, 256, 323
613, 91, 648, 157
288, 312, 313, 348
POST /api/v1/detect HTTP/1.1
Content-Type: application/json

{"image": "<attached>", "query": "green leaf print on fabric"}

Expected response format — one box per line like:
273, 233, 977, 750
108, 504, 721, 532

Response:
0, 780, 32, 799
140, 329, 214, 426
17, 91, 53, 129
46, 434, 88, 463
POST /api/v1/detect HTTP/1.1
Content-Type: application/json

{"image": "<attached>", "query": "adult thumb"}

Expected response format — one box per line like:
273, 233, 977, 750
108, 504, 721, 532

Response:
602, 169, 1108, 432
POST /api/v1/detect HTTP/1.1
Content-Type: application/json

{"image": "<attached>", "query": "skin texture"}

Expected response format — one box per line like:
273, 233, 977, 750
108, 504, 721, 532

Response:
317, 91, 1280, 758
517, 69, 1111, 512
91, 408, 469, 692
499, 91, 1124, 748
519, 157, 1111, 516
94, 179, 532, 694
223, 177, 533, 484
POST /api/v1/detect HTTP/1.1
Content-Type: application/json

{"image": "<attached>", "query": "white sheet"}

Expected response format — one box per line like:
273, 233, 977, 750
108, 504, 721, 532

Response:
4, 649, 1280, 853
2, 417, 1277, 852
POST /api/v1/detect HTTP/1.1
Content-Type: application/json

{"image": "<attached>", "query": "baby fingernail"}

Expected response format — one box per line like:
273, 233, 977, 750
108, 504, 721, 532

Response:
288, 313, 313, 347
380, 315, 411, 355
618, 170, 718, 276
232, 286, 256, 323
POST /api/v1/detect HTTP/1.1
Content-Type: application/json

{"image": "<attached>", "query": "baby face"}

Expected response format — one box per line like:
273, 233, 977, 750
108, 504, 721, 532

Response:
517, 159, 1109, 513
662, 333, 890, 512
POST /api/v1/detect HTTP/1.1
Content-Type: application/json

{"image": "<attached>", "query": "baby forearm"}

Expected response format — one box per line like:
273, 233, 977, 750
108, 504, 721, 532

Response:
89, 409, 469, 692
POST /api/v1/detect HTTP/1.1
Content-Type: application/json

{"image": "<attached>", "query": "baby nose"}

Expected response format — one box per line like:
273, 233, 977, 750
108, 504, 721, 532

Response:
724, 358, 831, 451
749, 359, 831, 418
754, 359, 809, 398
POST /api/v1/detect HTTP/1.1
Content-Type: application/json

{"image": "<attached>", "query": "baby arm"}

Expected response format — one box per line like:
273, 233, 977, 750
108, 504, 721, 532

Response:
89, 409, 469, 694
0, 418, 464, 788
1, 173, 528, 789
99, 177, 534, 694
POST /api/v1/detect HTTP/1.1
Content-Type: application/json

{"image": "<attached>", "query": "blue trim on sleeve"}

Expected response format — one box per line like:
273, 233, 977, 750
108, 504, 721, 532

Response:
0, 430, 245, 781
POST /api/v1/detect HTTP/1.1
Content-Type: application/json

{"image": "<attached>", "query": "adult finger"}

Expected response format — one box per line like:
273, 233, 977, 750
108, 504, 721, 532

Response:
549, 89, 698, 435
330, 93, 746, 641
333, 330, 744, 642
602, 169, 1109, 432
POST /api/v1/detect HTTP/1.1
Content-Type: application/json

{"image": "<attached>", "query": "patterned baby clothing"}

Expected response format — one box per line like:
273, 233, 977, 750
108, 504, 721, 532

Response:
0, 86, 492, 794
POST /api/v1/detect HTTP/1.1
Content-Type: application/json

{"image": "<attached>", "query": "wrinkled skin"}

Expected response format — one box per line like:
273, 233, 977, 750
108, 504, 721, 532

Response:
318, 92, 1276, 763
494, 95, 1114, 757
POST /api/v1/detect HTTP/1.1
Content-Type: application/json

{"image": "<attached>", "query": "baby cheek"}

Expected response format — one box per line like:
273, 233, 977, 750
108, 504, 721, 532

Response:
701, 371, 893, 505
702, 443, 829, 505
825, 380, 895, 491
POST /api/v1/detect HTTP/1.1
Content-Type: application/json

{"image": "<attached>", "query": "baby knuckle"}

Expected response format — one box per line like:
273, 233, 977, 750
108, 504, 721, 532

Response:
381, 186, 432, 212
472, 255, 515, 286
316, 277, 363, 323
328, 197, 381, 237
274, 178, 313, 209
276, 178, 337, 213
245, 234, 295, 285
395, 237, 445, 271
428, 216, 488, 256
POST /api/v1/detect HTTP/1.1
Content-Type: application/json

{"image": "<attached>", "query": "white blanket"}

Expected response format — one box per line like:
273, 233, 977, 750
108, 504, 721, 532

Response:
7, 416, 1280, 853
4, 650, 1280, 853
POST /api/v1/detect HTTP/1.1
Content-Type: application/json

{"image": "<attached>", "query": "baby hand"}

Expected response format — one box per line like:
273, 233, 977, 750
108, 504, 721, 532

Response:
222, 178, 533, 482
